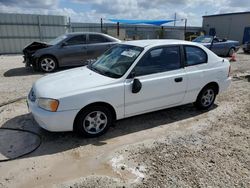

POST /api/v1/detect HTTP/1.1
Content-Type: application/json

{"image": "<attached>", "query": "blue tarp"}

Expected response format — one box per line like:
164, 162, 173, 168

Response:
108, 19, 175, 26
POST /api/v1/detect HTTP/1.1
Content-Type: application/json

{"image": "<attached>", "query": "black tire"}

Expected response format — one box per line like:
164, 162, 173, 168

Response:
39, 56, 58, 72
228, 47, 235, 57
195, 86, 217, 110
74, 106, 113, 137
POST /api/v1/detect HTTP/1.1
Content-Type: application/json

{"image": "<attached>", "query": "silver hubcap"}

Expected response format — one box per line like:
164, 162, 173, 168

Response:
41, 58, 56, 72
201, 89, 215, 107
83, 111, 107, 134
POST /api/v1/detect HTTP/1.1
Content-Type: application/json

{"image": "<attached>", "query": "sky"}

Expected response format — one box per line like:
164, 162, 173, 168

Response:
0, 0, 249, 26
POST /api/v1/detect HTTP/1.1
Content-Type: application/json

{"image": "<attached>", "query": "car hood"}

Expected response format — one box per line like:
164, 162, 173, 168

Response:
23, 41, 52, 54
33, 66, 117, 99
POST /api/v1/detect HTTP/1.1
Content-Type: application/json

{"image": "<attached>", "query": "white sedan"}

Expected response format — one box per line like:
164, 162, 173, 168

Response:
27, 40, 231, 137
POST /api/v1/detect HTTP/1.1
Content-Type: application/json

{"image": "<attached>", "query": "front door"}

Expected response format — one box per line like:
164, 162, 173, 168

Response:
124, 46, 187, 117
210, 40, 224, 56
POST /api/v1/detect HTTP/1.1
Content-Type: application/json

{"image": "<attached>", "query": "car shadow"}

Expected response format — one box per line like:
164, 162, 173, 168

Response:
0, 104, 218, 161
3, 67, 44, 77
3, 66, 83, 77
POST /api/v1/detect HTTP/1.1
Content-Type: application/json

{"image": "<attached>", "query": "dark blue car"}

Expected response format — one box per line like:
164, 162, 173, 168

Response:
193, 35, 240, 57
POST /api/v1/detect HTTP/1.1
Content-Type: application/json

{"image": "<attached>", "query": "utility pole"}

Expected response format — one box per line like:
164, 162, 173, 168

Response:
100, 18, 103, 33
117, 22, 120, 37
68, 17, 71, 32
174, 12, 176, 27
184, 18, 187, 40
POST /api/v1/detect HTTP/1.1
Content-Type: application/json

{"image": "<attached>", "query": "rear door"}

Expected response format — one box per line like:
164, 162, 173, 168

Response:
85, 34, 115, 63
124, 46, 187, 117
59, 34, 87, 66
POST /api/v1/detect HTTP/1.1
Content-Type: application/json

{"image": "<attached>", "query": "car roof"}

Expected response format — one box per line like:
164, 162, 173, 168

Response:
66, 32, 103, 36
121, 39, 200, 48
66, 32, 120, 41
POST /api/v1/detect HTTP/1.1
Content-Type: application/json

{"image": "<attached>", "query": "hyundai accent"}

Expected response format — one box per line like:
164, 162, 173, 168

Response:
27, 40, 231, 137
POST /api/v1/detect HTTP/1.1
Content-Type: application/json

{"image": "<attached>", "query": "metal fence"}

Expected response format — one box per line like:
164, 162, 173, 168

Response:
0, 13, 201, 54
0, 13, 69, 54
70, 22, 191, 40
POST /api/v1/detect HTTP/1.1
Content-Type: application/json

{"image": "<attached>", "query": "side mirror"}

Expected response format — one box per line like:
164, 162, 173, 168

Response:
132, 78, 142, 93
61, 42, 67, 47
129, 70, 136, 79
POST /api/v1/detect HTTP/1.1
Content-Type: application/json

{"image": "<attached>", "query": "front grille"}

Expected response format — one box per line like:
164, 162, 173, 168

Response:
29, 88, 36, 102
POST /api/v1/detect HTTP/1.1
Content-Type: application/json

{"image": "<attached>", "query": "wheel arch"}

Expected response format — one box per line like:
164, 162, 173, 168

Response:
199, 82, 219, 97
37, 54, 59, 67
73, 102, 117, 131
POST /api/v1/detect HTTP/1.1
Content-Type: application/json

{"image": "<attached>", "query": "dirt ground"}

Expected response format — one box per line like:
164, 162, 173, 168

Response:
0, 51, 249, 188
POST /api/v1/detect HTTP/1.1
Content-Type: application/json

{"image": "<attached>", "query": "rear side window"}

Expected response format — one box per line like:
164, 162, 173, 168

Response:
89, 34, 109, 44
66, 35, 86, 45
184, 46, 207, 66
134, 46, 181, 76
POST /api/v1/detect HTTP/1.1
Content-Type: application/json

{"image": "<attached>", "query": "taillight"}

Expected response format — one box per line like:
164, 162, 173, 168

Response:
228, 65, 231, 77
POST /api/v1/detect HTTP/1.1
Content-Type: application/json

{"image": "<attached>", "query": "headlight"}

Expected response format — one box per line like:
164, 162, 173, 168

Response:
38, 98, 59, 112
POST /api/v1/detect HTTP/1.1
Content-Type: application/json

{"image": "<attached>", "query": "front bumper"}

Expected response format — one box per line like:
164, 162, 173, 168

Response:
23, 53, 38, 67
27, 97, 79, 132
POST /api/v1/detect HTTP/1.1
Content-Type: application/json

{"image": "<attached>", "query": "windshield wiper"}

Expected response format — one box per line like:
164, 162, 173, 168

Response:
87, 64, 120, 78
88, 64, 108, 77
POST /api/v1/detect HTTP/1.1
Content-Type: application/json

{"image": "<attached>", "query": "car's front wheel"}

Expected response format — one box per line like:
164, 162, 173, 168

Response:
195, 86, 217, 110
75, 106, 113, 137
39, 56, 57, 72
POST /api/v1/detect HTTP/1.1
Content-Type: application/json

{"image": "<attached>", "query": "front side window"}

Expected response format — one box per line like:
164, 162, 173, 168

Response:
89, 34, 109, 44
66, 35, 86, 45
88, 44, 143, 78
134, 46, 181, 76
184, 46, 207, 66
48, 34, 67, 45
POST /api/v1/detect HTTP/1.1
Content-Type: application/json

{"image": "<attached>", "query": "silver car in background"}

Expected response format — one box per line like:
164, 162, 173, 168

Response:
193, 35, 240, 57
23, 32, 120, 72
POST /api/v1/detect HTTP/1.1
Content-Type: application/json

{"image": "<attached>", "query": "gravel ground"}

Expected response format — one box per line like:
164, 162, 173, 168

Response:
125, 80, 250, 187
0, 51, 249, 188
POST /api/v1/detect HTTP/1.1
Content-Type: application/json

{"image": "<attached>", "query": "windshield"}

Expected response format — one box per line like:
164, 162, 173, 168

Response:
88, 44, 143, 78
193, 36, 213, 43
48, 34, 67, 45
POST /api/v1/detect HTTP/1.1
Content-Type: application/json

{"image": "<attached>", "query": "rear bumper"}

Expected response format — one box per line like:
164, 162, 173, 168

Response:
219, 77, 232, 93
27, 98, 79, 132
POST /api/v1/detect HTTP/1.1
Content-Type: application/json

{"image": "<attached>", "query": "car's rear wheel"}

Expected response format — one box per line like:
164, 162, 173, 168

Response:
228, 47, 235, 57
75, 106, 113, 137
195, 86, 216, 110
39, 56, 57, 72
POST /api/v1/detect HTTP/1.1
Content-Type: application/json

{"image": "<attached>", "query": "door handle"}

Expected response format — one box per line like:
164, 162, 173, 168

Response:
175, 77, 183, 82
